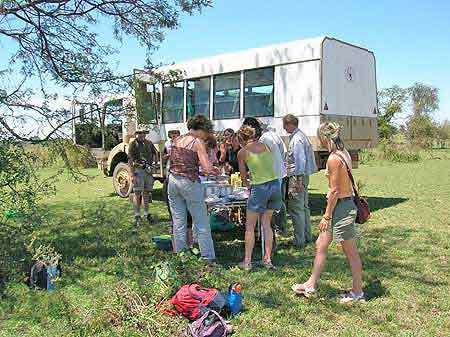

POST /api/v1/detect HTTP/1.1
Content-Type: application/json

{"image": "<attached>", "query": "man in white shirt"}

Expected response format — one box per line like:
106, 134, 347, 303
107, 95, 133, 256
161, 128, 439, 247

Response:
283, 114, 318, 248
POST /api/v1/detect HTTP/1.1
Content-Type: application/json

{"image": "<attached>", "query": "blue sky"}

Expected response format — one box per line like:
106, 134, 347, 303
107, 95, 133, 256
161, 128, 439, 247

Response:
115, 0, 450, 123
1, 0, 449, 123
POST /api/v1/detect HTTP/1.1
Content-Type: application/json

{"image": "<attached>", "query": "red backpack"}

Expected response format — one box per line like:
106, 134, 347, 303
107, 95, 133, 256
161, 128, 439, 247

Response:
170, 284, 227, 321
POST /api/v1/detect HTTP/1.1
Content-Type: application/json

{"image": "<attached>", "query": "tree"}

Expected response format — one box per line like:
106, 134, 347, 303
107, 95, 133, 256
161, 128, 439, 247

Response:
406, 114, 438, 148
0, 0, 211, 283
409, 82, 439, 117
0, 0, 212, 141
377, 85, 408, 139
405, 83, 440, 148
436, 120, 450, 148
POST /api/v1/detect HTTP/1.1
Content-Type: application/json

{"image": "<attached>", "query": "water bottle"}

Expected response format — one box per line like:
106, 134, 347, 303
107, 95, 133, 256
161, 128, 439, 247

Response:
46, 265, 58, 292
228, 282, 243, 315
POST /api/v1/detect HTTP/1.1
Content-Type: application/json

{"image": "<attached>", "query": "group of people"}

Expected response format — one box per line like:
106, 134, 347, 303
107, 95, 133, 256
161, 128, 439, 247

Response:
128, 114, 365, 304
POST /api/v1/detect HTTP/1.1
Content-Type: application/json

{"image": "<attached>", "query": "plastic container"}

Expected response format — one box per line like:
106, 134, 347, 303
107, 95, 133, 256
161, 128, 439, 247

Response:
228, 282, 243, 315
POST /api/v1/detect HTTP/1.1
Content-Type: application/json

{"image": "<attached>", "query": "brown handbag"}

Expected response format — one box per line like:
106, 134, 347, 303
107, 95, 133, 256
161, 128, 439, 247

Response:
334, 153, 370, 224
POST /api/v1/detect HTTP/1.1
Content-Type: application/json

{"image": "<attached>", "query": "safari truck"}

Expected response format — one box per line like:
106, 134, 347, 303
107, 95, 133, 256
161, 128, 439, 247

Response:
74, 36, 378, 198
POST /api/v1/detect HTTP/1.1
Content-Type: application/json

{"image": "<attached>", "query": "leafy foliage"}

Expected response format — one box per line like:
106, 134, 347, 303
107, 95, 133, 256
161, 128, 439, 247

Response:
360, 140, 421, 164
0, 142, 54, 283
0, 0, 211, 141
377, 86, 408, 139
409, 82, 440, 117
405, 114, 438, 148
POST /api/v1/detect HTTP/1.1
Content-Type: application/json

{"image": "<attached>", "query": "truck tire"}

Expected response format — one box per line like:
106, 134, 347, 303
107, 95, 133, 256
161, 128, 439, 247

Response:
113, 162, 133, 198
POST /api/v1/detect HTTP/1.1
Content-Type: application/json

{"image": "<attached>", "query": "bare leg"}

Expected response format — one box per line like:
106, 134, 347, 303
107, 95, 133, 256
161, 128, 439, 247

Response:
142, 192, 150, 216
243, 211, 259, 264
261, 210, 274, 263
133, 192, 142, 216
341, 239, 363, 294
306, 231, 333, 288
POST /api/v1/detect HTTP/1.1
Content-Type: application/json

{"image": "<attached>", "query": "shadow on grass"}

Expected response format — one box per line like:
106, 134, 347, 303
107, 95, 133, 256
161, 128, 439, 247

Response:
309, 193, 408, 216
21, 190, 415, 307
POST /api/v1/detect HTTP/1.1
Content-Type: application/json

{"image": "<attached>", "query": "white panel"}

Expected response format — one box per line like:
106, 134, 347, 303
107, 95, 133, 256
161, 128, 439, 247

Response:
159, 116, 321, 140
322, 39, 377, 117
155, 37, 324, 79
274, 61, 321, 118
260, 116, 321, 138
213, 119, 243, 132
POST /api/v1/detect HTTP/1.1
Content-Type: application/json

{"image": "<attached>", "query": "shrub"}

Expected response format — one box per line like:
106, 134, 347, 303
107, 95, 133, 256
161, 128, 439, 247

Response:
0, 143, 55, 284
24, 141, 97, 169
360, 140, 421, 164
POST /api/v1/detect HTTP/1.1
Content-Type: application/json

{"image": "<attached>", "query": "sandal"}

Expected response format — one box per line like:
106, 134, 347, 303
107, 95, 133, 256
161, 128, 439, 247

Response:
339, 291, 365, 304
291, 283, 316, 298
262, 260, 276, 270
237, 261, 252, 272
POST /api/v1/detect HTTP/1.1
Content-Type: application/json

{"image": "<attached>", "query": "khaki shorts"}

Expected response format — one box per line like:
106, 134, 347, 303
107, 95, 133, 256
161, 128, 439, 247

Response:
133, 168, 154, 192
329, 197, 357, 242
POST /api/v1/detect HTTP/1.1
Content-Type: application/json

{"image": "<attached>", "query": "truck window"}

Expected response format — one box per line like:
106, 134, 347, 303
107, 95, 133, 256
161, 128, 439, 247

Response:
244, 67, 274, 117
162, 82, 184, 123
214, 72, 240, 120
187, 77, 210, 119
135, 81, 158, 124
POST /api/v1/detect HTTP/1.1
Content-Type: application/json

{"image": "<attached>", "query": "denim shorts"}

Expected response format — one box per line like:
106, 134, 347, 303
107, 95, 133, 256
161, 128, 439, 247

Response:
247, 179, 282, 214
133, 168, 154, 192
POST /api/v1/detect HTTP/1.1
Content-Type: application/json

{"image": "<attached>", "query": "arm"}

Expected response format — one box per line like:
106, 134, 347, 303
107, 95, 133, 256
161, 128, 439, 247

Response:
290, 137, 306, 191
219, 142, 227, 163
128, 142, 137, 181
293, 137, 306, 176
237, 149, 250, 189
147, 141, 157, 165
319, 157, 342, 231
195, 139, 220, 176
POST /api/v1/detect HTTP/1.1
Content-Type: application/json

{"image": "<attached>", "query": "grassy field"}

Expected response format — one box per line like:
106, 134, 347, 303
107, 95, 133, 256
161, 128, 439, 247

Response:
1, 154, 450, 337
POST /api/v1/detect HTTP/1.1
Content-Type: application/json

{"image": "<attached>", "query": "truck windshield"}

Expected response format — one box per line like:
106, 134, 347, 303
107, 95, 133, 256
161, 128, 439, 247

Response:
135, 81, 158, 124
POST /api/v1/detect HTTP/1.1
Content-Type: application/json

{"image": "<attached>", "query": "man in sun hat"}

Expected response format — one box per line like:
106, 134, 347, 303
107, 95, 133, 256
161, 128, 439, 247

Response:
128, 127, 157, 226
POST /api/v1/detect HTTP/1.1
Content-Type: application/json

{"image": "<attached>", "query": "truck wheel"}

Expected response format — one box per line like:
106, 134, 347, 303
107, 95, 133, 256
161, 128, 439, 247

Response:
113, 162, 133, 198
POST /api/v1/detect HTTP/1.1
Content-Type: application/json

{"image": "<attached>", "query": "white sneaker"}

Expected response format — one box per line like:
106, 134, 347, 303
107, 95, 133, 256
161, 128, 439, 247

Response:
339, 291, 365, 304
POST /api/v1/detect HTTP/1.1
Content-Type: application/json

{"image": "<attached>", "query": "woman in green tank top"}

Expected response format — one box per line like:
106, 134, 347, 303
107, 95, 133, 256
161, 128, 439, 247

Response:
236, 125, 282, 271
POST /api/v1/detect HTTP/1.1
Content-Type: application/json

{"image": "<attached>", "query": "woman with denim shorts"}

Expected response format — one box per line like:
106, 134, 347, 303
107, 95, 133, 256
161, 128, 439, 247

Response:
236, 125, 282, 271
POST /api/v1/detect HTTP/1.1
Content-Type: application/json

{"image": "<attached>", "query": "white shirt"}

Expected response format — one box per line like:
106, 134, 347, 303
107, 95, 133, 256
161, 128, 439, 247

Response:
286, 128, 318, 177
259, 130, 287, 179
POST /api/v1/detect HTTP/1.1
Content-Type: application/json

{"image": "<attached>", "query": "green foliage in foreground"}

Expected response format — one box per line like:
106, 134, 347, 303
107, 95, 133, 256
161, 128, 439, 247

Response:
1, 155, 450, 336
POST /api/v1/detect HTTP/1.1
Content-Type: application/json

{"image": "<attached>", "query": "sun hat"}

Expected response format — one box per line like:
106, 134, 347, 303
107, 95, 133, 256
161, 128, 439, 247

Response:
135, 127, 149, 134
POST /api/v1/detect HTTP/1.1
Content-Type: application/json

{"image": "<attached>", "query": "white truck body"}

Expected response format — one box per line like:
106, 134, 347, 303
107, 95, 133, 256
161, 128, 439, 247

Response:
136, 36, 378, 149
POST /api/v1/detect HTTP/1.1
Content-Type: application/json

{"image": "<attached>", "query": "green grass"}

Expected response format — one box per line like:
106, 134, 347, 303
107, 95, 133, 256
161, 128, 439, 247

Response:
1, 154, 450, 337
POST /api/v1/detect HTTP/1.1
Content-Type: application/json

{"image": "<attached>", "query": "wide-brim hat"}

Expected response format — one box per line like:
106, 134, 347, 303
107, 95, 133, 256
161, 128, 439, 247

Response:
135, 127, 149, 134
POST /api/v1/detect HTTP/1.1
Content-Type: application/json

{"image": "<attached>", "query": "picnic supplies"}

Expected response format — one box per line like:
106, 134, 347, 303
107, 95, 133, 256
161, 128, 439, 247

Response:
227, 283, 243, 315
171, 284, 227, 321
152, 235, 173, 251
28, 260, 62, 291
334, 153, 370, 224
154, 261, 179, 289
209, 213, 236, 232
188, 310, 233, 337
